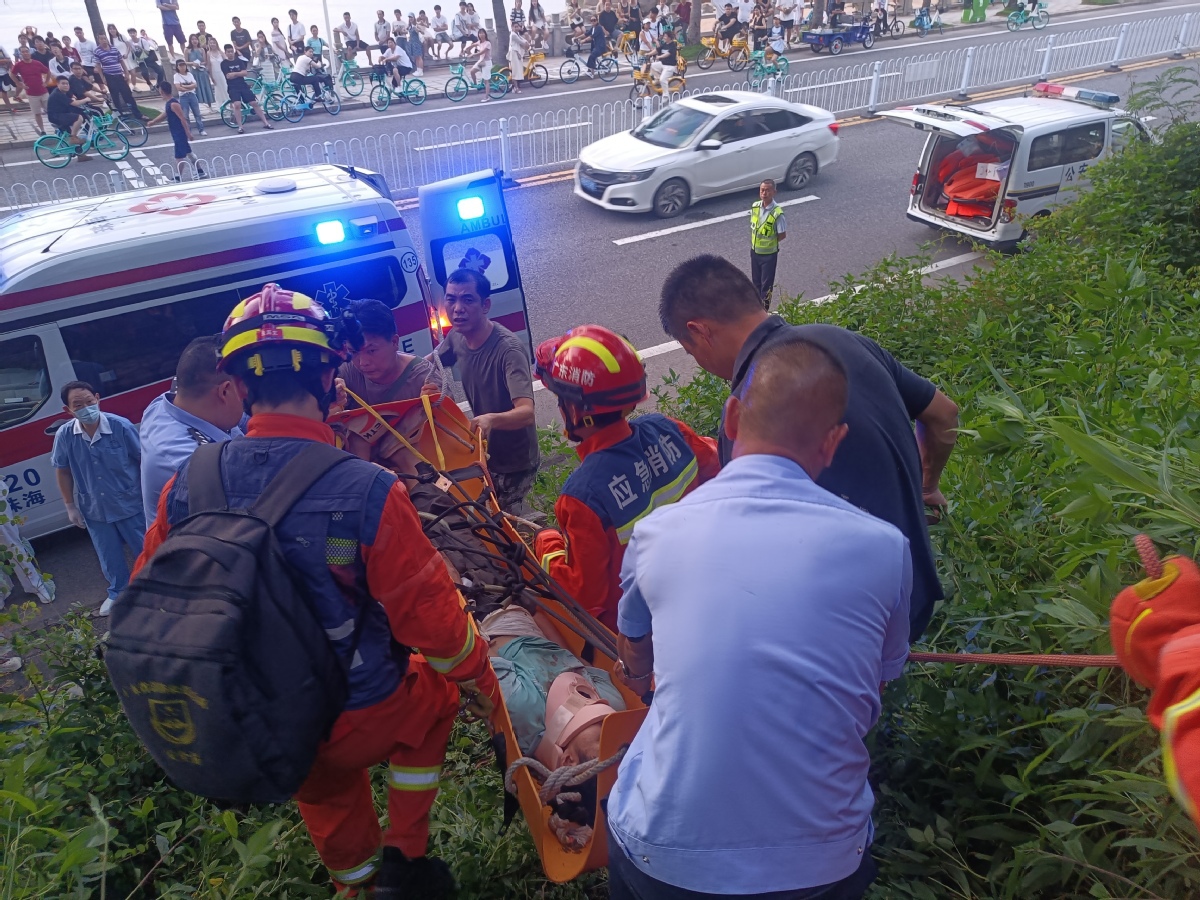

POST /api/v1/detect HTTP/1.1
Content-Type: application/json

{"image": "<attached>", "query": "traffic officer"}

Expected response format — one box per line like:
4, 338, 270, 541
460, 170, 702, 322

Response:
532, 325, 719, 630
750, 177, 787, 307
136, 285, 499, 899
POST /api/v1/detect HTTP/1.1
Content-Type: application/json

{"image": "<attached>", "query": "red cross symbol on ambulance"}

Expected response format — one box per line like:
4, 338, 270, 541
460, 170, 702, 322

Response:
129, 192, 217, 216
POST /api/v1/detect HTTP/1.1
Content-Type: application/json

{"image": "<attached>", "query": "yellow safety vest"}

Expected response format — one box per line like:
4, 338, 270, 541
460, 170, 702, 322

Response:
750, 201, 783, 254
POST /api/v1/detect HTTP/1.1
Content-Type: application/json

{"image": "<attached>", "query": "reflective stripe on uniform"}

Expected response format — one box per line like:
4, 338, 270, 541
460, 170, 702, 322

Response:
424, 623, 476, 674
750, 203, 783, 254
540, 549, 568, 570
330, 856, 379, 885
388, 764, 442, 791
1162, 683, 1200, 820
615, 457, 698, 545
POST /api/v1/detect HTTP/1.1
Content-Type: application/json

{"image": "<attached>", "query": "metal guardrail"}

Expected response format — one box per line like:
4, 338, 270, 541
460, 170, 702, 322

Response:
1, 11, 1196, 210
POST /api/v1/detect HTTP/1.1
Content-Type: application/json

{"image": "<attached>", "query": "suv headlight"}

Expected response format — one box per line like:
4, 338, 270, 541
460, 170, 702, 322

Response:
611, 169, 656, 183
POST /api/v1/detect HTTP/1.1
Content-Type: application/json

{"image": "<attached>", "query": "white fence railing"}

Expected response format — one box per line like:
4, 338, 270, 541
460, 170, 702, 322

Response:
2, 11, 1196, 210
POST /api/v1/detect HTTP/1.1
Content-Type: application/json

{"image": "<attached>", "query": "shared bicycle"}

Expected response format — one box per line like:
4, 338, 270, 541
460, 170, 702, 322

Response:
697, 34, 749, 72
368, 64, 428, 109
281, 83, 342, 121
34, 112, 129, 168
747, 49, 789, 89
444, 63, 509, 101
913, 4, 944, 36
630, 55, 687, 103
340, 59, 367, 96
560, 49, 619, 83
498, 50, 549, 90
1007, 0, 1049, 30
611, 30, 640, 65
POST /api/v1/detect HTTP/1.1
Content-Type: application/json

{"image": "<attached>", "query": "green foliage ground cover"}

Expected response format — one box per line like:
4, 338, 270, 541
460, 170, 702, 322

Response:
3, 78, 1200, 898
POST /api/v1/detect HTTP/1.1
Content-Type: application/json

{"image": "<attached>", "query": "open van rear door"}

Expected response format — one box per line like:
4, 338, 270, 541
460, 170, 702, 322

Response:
880, 105, 1011, 137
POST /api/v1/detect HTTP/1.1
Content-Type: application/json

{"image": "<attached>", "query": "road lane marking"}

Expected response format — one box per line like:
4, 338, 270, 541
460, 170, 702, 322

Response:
613, 195, 818, 246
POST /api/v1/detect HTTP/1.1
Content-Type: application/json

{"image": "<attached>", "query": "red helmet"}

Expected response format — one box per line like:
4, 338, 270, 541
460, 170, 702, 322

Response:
535, 324, 647, 415
218, 283, 345, 374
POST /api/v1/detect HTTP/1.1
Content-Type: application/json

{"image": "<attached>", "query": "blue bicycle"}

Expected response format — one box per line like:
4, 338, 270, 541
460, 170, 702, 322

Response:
281, 83, 342, 122
913, 4, 944, 36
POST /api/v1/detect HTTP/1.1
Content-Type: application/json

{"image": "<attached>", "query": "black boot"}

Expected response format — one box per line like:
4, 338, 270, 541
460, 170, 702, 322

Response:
370, 847, 456, 899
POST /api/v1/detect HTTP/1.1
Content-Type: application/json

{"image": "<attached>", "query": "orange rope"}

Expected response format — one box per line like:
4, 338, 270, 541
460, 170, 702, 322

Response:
909, 651, 1120, 668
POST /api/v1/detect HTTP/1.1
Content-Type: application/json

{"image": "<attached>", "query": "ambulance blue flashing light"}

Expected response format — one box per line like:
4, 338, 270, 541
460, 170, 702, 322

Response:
316, 220, 346, 245
1032, 82, 1119, 108
457, 196, 485, 220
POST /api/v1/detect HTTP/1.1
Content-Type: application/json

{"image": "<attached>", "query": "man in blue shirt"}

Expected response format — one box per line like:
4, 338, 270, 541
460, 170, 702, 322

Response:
609, 335, 911, 900
140, 335, 245, 525
51, 380, 145, 617
658, 253, 959, 641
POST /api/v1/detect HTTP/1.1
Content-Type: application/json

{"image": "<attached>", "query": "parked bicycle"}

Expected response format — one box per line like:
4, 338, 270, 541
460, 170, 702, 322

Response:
444, 63, 509, 101
281, 83, 342, 121
340, 59, 367, 96
368, 64, 427, 109
100, 108, 149, 147
1007, 0, 1048, 30
611, 30, 640, 65
871, 4, 904, 38
560, 49, 619, 83
913, 4, 944, 36
498, 49, 549, 90
697, 33, 749, 71
34, 112, 129, 168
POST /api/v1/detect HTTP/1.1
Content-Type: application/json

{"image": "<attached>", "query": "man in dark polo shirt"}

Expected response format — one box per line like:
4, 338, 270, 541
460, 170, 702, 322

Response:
658, 253, 960, 642
434, 268, 539, 513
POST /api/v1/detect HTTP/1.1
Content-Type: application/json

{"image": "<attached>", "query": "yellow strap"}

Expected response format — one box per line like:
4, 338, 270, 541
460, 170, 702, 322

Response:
343, 387, 434, 468
421, 392, 447, 471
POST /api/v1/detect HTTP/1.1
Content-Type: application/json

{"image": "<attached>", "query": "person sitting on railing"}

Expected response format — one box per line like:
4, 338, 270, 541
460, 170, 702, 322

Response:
289, 45, 333, 99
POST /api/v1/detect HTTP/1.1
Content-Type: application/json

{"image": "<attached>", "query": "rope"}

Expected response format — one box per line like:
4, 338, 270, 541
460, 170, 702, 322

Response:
909, 651, 1120, 668
1136, 533, 1164, 580
505, 747, 628, 806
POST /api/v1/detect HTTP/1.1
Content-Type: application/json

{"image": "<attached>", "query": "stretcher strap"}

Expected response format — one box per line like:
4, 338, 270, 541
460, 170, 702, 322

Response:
421, 392, 448, 471
908, 651, 1120, 668
505, 747, 627, 806
343, 387, 433, 468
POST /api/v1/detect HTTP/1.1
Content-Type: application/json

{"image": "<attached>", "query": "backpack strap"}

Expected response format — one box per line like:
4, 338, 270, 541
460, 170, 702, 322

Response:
188, 442, 230, 514
250, 442, 355, 528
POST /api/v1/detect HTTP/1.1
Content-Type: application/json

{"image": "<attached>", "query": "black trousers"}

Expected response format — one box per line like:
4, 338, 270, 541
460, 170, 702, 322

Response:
607, 823, 878, 900
106, 73, 140, 118
751, 250, 779, 307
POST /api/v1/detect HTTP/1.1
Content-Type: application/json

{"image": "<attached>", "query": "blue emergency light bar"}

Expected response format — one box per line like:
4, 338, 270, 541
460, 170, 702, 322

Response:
1032, 82, 1119, 108
457, 196, 485, 220
316, 220, 347, 245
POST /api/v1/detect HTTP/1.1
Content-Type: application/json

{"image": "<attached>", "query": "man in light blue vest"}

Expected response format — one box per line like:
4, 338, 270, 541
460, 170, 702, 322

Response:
750, 178, 787, 307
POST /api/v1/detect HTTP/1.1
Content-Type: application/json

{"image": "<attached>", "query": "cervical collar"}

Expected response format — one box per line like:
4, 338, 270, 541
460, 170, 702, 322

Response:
534, 672, 615, 768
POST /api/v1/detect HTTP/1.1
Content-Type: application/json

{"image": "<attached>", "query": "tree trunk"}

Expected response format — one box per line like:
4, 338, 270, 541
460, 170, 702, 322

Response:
85, 0, 106, 41
688, 0, 701, 43
492, 0, 511, 57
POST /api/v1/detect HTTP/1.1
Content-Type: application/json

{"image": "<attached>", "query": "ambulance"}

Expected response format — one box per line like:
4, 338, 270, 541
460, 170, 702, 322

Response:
0, 164, 531, 538
881, 83, 1152, 251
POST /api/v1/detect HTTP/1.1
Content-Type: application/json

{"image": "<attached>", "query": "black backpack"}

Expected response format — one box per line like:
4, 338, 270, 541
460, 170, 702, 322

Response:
106, 441, 360, 805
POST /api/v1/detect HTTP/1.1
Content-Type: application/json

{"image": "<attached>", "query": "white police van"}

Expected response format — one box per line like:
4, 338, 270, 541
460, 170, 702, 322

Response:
0, 164, 531, 537
881, 82, 1152, 250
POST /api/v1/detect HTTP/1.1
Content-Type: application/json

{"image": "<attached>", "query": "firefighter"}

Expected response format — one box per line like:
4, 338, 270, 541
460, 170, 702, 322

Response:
532, 324, 720, 630
1110, 537, 1200, 830
136, 285, 499, 898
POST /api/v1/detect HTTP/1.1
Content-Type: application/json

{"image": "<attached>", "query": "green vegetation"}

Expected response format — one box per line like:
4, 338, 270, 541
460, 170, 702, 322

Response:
2, 69, 1199, 900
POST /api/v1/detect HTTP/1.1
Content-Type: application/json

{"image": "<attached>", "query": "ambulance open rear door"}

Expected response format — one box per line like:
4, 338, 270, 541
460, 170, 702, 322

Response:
418, 169, 534, 360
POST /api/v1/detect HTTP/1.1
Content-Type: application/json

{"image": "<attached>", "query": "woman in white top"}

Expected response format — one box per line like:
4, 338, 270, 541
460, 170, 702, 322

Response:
465, 5, 483, 35
254, 31, 281, 81
171, 58, 207, 133
206, 34, 229, 105
269, 18, 291, 62
527, 0, 547, 45
466, 27, 491, 100
506, 23, 530, 94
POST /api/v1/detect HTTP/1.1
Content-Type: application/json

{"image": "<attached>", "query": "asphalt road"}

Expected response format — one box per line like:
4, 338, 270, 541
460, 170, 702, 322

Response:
4, 56, 1180, 617
0, 1, 1191, 190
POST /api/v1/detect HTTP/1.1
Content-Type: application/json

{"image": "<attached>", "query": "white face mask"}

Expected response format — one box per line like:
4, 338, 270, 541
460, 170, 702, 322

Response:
73, 403, 101, 425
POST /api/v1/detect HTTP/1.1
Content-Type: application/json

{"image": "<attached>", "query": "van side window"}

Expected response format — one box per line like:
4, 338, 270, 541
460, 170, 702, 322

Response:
1061, 122, 1106, 164
59, 258, 408, 399
0, 335, 51, 430
1112, 118, 1149, 153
